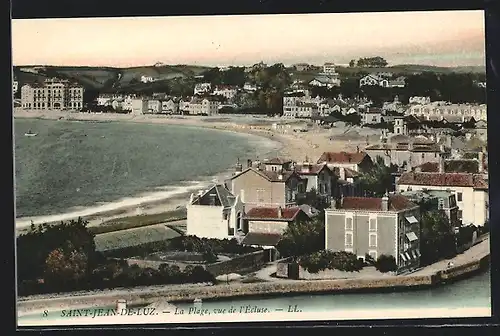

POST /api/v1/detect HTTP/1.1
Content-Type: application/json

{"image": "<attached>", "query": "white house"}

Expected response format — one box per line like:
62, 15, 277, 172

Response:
409, 96, 431, 105
322, 62, 337, 75
406, 102, 487, 122
147, 99, 162, 114
359, 74, 382, 87
161, 99, 179, 114
131, 98, 148, 115
243, 82, 258, 92
397, 171, 488, 226
186, 184, 244, 239
140, 75, 156, 83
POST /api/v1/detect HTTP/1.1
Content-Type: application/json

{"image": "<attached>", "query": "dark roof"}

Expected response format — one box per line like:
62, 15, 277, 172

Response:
245, 206, 303, 221
445, 160, 480, 174
294, 163, 329, 175
190, 184, 236, 207
264, 158, 292, 165
397, 172, 488, 190
242, 233, 282, 246
337, 195, 417, 212
414, 162, 439, 173
317, 151, 369, 165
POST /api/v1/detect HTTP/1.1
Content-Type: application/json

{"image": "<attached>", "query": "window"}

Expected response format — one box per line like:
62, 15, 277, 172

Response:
369, 218, 377, 232
421, 153, 425, 159
345, 217, 353, 231
345, 232, 353, 247
457, 192, 463, 202
369, 233, 377, 248
368, 250, 377, 260
458, 210, 463, 219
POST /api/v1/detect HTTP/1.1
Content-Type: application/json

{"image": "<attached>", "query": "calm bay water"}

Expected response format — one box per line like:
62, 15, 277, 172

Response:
14, 119, 277, 217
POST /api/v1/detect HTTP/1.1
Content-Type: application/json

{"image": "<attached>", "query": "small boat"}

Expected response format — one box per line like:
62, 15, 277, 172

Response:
24, 130, 37, 137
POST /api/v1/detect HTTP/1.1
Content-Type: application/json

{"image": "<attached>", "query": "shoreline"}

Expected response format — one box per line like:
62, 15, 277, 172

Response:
14, 110, 288, 230
17, 239, 490, 317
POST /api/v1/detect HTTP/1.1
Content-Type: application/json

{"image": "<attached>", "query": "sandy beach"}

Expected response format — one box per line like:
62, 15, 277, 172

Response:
14, 109, 380, 229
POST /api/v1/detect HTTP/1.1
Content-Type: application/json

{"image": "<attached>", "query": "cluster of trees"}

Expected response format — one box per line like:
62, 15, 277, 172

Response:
169, 236, 258, 256
349, 56, 389, 68
201, 67, 247, 87
364, 254, 397, 273
419, 210, 457, 265
276, 217, 325, 260
17, 219, 216, 296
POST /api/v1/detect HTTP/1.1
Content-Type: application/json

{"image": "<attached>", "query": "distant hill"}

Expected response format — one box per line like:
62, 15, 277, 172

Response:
334, 64, 485, 76
13, 64, 211, 92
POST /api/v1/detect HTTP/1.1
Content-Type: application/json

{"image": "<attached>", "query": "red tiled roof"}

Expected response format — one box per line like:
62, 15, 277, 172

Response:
245, 207, 302, 220
317, 151, 368, 165
339, 195, 417, 211
397, 172, 488, 190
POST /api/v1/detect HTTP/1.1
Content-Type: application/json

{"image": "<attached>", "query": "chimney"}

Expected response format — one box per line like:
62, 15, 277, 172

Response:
381, 193, 389, 211
277, 206, 283, 218
278, 174, 283, 180
247, 159, 253, 168
330, 199, 337, 209
439, 159, 445, 173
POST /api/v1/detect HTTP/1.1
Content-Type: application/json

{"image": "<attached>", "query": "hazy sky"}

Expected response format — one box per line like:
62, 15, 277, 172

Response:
11, 10, 485, 68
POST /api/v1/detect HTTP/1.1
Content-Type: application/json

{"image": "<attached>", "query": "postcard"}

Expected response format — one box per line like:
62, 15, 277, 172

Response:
13, 10, 491, 327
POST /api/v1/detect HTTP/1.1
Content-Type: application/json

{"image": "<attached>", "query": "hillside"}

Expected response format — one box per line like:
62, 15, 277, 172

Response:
13, 64, 211, 92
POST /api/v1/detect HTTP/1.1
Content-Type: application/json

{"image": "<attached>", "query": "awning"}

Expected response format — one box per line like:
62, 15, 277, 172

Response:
400, 253, 408, 262
406, 232, 419, 242
405, 216, 418, 224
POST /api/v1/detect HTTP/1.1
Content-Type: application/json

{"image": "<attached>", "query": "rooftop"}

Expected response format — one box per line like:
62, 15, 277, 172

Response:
317, 151, 368, 165
332, 195, 417, 212
397, 172, 488, 190
245, 206, 303, 221
241, 233, 282, 247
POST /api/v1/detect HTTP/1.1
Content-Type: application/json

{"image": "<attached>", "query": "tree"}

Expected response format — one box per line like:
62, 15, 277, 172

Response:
296, 188, 329, 213
44, 246, 89, 288
349, 59, 356, 68
374, 255, 397, 273
420, 210, 457, 265
276, 218, 325, 260
356, 56, 388, 68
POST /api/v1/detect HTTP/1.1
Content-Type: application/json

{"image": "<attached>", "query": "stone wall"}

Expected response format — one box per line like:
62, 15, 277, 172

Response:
120, 250, 267, 277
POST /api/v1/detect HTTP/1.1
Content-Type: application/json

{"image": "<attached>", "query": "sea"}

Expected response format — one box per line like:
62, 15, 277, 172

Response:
13, 118, 280, 221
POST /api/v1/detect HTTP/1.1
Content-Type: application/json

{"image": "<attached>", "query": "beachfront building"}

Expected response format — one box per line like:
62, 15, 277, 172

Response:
21, 78, 85, 110
361, 107, 384, 125
365, 141, 446, 169
147, 99, 162, 114
405, 102, 487, 122
186, 184, 244, 239
325, 194, 421, 273
396, 171, 489, 226
282, 102, 319, 119
161, 98, 179, 114
225, 165, 306, 212
187, 97, 220, 115
400, 190, 460, 228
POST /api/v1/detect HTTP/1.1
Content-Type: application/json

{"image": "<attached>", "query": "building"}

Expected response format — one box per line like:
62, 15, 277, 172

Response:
188, 98, 219, 115
365, 142, 446, 169
226, 167, 306, 212
161, 98, 179, 114
179, 98, 191, 113
194, 83, 212, 95
317, 151, 374, 173
21, 78, 84, 110
393, 116, 408, 136
359, 74, 406, 88
282, 102, 319, 119
13, 75, 18, 95
147, 99, 162, 114
359, 74, 383, 87
361, 107, 384, 125
406, 103, 487, 122
325, 194, 421, 273
241, 206, 310, 259
322, 62, 337, 75
243, 83, 258, 92
130, 97, 148, 115
140, 75, 156, 83
409, 96, 431, 105
294, 161, 335, 197
293, 63, 313, 72
186, 184, 244, 239
396, 171, 488, 226
212, 85, 238, 101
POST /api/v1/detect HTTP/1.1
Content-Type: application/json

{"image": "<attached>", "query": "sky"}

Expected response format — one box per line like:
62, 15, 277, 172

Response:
11, 10, 486, 68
